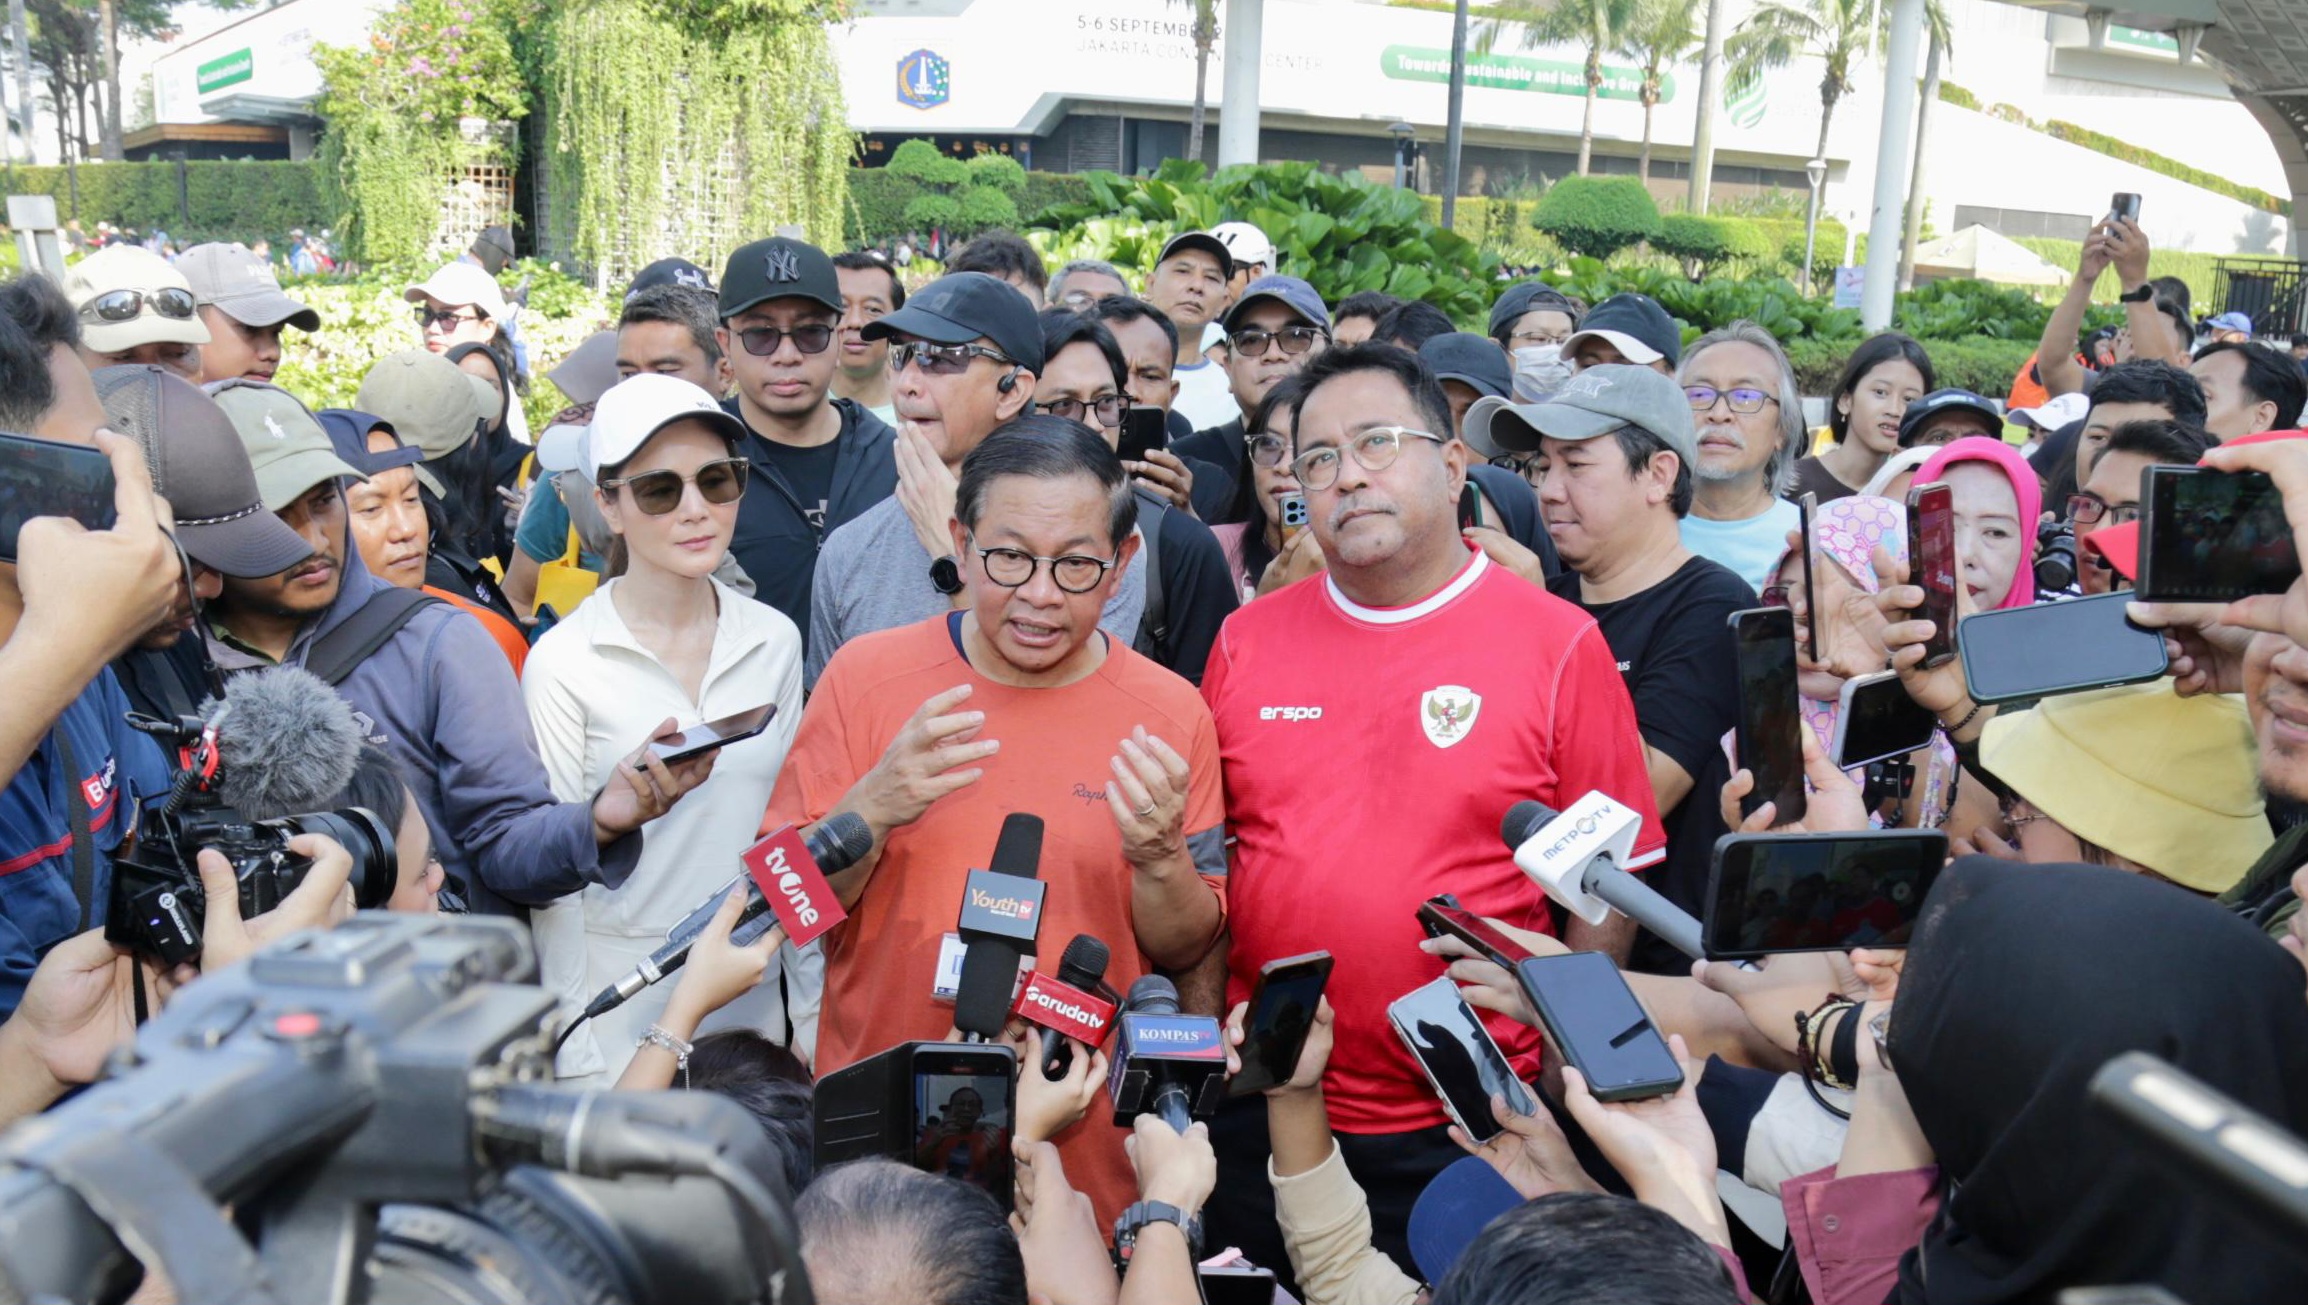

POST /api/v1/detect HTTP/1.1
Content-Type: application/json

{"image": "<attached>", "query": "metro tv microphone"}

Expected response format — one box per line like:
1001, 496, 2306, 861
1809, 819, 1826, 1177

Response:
577, 812, 875, 1023
1012, 934, 1117, 1080
1105, 975, 1226, 1132
952, 813, 1047, 1041
1502, 795, 1704, 961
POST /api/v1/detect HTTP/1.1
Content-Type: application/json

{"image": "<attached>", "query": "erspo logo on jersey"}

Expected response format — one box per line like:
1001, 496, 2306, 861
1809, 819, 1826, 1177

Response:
1259, 706, 1324, 722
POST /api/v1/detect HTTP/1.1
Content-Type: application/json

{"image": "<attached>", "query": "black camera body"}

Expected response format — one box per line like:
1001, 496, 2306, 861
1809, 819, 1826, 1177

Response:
2037, 517, 2080, 593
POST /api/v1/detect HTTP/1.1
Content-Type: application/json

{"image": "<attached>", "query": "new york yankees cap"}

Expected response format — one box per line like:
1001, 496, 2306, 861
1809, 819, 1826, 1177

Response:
718, 236, 843, 319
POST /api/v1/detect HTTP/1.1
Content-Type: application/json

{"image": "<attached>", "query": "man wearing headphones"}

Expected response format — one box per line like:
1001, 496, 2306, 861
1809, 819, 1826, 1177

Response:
805, 271, 1149, 687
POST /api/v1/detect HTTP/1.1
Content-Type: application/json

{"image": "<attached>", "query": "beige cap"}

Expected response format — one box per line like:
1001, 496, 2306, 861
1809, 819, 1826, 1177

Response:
63, 245, 212, 353
207, 378, 368, 511
354, 349, 496, 459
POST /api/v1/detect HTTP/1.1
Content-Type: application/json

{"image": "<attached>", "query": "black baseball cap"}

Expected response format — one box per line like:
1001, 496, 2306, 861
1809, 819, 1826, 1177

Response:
718, 237, 841, 319
317, 408, 425, 477
628, 256, 715, 301
1487, 281, 1580, 338
1898, 389, 2004, 447
861, 271, 1045, 373
1420, 333, 1512, 401
1155, 231, 1235, 281
1561, 292, 1681, 367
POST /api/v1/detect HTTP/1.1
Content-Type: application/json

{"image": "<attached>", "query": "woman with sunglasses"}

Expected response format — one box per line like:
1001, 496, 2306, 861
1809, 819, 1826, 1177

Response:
60, 244, 209, 381
522, 373, 806, 1083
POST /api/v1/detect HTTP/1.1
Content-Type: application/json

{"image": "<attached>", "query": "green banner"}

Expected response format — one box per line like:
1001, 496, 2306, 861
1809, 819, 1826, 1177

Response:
1379, 44, 1669, 102
196, 48, 254, 95
2108, 25, 2177, 53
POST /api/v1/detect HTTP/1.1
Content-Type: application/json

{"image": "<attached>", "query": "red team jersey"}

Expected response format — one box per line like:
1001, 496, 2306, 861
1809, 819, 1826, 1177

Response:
1203, 550, 1666, 1134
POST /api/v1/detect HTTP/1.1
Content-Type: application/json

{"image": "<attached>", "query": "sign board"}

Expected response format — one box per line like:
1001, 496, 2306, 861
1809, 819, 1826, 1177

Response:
196, 48, 255, 95
1833, 266, 1865, 310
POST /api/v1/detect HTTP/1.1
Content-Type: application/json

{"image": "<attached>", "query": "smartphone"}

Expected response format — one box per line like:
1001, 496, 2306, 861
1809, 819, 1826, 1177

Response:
1417, 893, 1533, 969
1457, 483, 1484, 531
1198, 1265, 1280, 1305
1831, 670, 1938, 771
2108, 192, 2142, 226
1387, 976, 1538, 1143
1797, 491, 1820, 661
1958, 591, 2168, 704
912, 1046, 1017, 1211
1228, 950, 1334, 1096
0, 431, 118, 563
1119, 405, 1168, 465
1279, 490, 1309, 532
2136, 466, 2301, 603
1730, 606, 1807, 824
648, 702, 777, 765
1703, 830, 1948, 960
1906, 481, 1957, 668
1512, 953, 1683, 1101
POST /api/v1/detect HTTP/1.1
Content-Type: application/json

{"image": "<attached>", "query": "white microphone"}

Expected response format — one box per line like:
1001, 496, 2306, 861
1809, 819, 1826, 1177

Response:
1501, 795, 1704, 961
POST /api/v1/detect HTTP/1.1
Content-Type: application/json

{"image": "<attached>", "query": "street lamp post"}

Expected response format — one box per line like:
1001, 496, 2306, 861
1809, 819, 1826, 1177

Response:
1801, 157, 1828, 298
1390, 121, 1416, 190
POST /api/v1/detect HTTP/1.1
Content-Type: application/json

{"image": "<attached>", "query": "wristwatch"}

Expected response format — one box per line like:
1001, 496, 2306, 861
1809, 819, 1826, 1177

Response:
1112, 1200, 1203, 1265
929, 554, 963, 595
2118, 283, 2156, 303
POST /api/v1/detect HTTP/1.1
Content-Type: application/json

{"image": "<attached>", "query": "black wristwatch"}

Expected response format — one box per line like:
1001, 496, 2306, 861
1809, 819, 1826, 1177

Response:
929, 554, 963, 595
2118, 283, 2155, 303
1112, 1200, 1203, 1266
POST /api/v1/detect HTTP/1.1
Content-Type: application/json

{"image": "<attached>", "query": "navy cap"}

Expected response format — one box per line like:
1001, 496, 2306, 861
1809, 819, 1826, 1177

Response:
1898, 388, 2004, 447
1222, 274, 1331, 334
718, 237, 841, 319
1487, 281, 1580, 338
627, 256, 715, 301
1562, 292, 1681, 367
318, 408, 425, 477
1408, 1157, 1526, 1284
1420, 332, 1512, 401
862, 270, 1046, 373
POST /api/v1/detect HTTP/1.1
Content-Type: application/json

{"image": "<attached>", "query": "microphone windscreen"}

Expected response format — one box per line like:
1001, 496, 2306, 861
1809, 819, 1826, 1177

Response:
1501, 799, 1560, 850
952, 939, 1022, 1038
811, 811, 876, 872
1056, 934, 1110, 987
1124, 974, 1180, 1015
990, 813, 1044, 880
206, 666, 363, 819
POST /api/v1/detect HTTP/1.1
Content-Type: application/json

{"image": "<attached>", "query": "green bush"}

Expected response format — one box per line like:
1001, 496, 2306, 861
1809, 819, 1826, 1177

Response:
902, 194, 962, 229
956, 186, 1019, 229
1651, 213, 1777, 276
844, 157, 1082, 246
1532, 175, 1661, 262
1786, 335, 2036, 398
964, 152, 1027, 194
887, 139, 967, 187
1893, 278, 2056, 341
0, 161, 326, 247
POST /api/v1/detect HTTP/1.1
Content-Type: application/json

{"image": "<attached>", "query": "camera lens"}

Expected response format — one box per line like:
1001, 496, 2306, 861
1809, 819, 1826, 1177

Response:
283, 808, 401, 910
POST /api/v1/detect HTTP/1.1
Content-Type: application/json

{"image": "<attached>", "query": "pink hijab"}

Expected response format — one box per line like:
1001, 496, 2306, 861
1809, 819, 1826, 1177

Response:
1914, 436, 2041, 609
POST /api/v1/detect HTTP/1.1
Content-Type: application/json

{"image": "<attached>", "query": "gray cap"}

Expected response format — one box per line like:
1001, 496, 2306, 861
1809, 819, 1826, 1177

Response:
176, 242, 321, 332
1462, 364, 1697, 463
95, 365, 316, 577
354, 349, 497, 459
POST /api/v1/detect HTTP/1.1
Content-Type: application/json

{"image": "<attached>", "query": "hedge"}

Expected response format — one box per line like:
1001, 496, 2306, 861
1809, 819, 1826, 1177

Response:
2010, 237, 2225, 316
0, 161, 328, 246
846, 165, 1092, 246
1786, 335, 2036, 399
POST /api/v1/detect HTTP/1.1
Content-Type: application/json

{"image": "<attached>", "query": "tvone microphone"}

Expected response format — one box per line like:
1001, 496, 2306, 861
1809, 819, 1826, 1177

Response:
577, 812, 875, 1023
1502, 795, 1704, 961
952, 814, 1047, 1041
1012, 934, 1117, 1080
1105, 975, 1226, 1133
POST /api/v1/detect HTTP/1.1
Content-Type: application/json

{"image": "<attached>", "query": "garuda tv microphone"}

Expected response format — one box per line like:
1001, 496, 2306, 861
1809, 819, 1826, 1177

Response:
1106, 975, 1226, 1133
1502, 795, 1704, 960
952, 813, 1047, 1041
1012, 934, 1117, 1080
576, 812, 875, 1025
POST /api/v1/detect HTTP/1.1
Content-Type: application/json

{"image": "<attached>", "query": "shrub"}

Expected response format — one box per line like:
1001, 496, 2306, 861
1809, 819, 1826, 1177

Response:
887, 139, 967, 187
0, 161, 326, 246
955, 186, 1019, 229
1532, 175, 1660, 262
902, 194, 962, 229
1652, 213, 1776, 276
1787, 335, 2037, 398
964, 152, 1027, 194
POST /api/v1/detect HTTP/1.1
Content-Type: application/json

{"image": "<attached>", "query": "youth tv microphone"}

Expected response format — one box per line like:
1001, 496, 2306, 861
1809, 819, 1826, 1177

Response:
1012, 934, 1117, 1080
577, 812, 874, 1023
952, 813, 1047, 1041
1502, 796, 1704, 960
1105, 975, 1226, 1133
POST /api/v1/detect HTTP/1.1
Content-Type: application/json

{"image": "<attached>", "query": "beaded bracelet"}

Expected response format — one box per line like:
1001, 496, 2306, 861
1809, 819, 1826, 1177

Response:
638, 1024, 694, 1088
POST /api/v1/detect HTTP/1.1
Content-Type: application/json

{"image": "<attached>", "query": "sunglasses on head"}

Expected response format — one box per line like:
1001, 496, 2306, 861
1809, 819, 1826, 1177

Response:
601, 457, 750, 514
81, 287, 196, 323
736, 324, 835, 356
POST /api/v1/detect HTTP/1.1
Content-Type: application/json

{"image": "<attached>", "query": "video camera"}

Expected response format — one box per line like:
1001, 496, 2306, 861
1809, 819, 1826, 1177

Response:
108, 713, 399, 966
0, 913, 812, 1305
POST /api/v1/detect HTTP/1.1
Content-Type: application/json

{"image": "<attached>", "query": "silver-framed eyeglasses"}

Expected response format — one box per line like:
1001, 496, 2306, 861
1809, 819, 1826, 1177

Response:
1290, 425, 1447, 491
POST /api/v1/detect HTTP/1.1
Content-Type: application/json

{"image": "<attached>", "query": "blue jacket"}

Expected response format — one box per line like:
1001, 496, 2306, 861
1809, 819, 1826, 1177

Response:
207, 551, 634, 915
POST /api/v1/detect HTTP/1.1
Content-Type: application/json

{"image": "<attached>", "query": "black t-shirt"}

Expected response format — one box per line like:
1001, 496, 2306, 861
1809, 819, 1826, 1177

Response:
1138, 492, 1238, 684
1548, 555, 1756, 974
721, 397, 897, 637
1787, 456, 1859, 505
1175, 418, 1248, 524
753, 435, 841, 534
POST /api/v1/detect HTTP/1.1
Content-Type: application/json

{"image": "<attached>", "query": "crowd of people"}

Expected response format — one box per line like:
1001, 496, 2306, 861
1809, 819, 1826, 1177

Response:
0, 199, 2306, 1305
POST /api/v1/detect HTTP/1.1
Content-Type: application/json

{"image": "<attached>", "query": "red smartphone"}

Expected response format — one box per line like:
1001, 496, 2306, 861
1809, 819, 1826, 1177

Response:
1905, 482, 1957, 668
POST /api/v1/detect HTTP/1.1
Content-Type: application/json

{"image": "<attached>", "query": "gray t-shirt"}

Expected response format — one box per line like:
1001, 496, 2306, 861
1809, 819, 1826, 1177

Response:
806, 494, 1144, 687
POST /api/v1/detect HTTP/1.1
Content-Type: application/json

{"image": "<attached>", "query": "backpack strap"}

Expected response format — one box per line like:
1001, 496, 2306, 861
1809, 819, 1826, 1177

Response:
1132, 491, 1168, 659
302, 587, 445, 686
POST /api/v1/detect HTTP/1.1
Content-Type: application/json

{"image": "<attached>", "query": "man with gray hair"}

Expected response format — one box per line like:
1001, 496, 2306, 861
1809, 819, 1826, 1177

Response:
1676, 320, 1806, 592
1048, 259, 1131, 310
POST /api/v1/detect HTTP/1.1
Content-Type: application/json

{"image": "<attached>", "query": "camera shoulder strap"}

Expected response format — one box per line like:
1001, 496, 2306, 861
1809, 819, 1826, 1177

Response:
303, 587, 444, 687
54, 726, 95, 933
1132, 492, 1167, 659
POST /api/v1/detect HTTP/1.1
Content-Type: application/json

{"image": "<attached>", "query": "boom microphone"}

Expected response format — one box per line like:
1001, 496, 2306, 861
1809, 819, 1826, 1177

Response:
1502, 796, 1704, 960
576, 812, 874, 1024
952, 814, 1047, 1041
1012, 934, 1116, 1080
1105, 975, 1226, 1133
204, 666, 365, 818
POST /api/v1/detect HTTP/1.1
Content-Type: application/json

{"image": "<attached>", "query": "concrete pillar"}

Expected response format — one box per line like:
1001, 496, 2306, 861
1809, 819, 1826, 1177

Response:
1860, 0, 1925, 331
1216, 0, 1262, 168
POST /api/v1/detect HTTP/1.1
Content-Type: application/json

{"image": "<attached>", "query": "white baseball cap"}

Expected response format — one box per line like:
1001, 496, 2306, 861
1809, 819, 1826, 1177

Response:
1211, 221, 1276, 270
584, 373, 746, 483
403, 260, 511, 321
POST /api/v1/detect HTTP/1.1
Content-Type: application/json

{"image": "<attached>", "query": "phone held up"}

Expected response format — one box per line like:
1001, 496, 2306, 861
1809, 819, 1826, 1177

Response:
1228, 950, 1334, 1096
1905, 481, 1958, 669
1703, 829, 1947, 961
0, 431, 118, 563
1118, 405, 1168, 466
1513, 952, 1682, 1101
647, 702, 777, 766
1958, 591, 2167, 705
1387, 976, 1537, 1143
2107, 192, 2142, 229
1729, 606, 1807, 824
2135, 465, 2300, 604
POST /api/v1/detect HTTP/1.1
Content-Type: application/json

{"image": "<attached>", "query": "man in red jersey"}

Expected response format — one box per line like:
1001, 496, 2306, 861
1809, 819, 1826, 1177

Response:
1197, 343, 1665, 1275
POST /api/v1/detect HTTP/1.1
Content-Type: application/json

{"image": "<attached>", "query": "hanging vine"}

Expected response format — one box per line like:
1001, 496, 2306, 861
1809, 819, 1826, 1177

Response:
538, 0, 854, 287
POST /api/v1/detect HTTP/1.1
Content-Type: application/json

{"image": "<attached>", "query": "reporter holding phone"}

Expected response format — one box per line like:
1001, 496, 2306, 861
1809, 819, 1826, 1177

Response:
1214, 376, 1316, 601
522, 374, 805, 1082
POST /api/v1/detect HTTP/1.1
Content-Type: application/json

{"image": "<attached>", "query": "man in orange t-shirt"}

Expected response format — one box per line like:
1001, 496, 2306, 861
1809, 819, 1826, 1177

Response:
763, 417, 1226, 1229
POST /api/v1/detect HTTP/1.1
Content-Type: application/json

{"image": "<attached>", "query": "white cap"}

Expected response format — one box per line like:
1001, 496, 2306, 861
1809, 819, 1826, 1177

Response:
584, 373, 746, 483
2009, 391, 2089, 432
403, 260, 511, 321
535, 420, 590, 476
1210, 221, 1275, 269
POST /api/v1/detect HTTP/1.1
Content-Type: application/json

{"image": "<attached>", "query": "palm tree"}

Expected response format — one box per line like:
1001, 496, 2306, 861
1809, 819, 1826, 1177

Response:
1617, 0, 1704, 182
1725, 0, 1877, 185
1166, 0, 1219, 169
1487, 0, 1643, 176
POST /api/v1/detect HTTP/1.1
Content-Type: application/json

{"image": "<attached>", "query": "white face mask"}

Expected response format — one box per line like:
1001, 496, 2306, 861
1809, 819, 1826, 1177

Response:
1511, 344, 1574, 402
